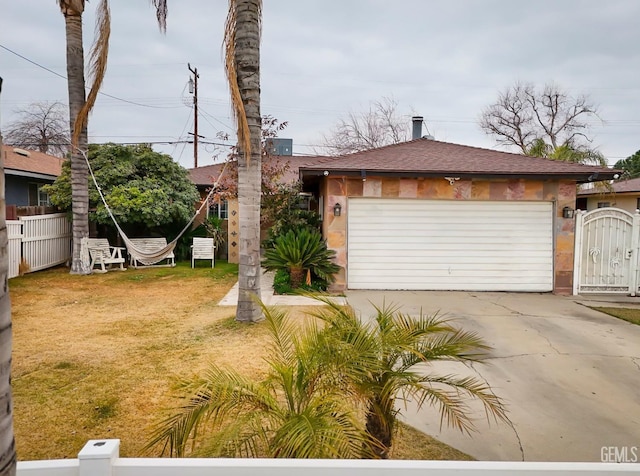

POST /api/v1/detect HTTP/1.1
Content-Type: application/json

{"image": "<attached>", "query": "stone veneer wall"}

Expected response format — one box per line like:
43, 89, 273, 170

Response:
321, 176, 577, 294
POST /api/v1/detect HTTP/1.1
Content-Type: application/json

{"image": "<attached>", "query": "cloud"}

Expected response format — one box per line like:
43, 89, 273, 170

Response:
1, 0, 639, 166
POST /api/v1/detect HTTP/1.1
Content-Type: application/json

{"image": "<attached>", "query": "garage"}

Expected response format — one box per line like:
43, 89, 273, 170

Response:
347, 198, 553, 292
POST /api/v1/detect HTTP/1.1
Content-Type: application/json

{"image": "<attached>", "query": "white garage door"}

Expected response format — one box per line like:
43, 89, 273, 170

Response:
347, 198, 553, 291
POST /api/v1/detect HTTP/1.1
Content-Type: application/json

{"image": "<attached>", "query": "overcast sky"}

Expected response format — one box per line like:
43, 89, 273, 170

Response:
1, 1, 639, 168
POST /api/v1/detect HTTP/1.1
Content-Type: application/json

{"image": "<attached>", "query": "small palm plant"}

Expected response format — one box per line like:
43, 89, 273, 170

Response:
203, 215, 226, 254
145, 304, 378, 458
262, 228, 340, 289
311, 298, 509, 459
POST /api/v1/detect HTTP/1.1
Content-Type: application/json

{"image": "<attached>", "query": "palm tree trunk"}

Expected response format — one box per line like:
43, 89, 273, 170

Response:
289, 266, 304, 289
63, 4, 91, 275
365, 397, 395, 459
233, 0, 262, 322
0, 77, 17, 476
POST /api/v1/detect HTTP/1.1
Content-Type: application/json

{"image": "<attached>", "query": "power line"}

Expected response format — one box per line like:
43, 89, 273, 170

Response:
199, 106, 234, 132
9, 140, 233, 147
0, 43, 181, 109
172, 112, 194, 157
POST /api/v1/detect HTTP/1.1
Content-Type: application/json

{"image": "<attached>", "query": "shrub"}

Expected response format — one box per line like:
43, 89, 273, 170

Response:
272, 268, 293, 295
272, 268, 329, 295
261, 182, 322, 249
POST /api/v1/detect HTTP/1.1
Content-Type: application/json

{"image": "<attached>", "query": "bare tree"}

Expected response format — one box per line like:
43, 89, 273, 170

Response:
322, 96, 410, 155
479, 82, 600, 155
3, 101, 70, 157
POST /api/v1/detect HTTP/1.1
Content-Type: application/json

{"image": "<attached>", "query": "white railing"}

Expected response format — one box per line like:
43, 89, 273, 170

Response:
16, 440, 640, 476
7, 213, 71, 278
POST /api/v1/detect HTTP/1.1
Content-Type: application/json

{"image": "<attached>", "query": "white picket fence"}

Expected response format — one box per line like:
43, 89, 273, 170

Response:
15, 440, 640, 476
6, 213, 71, 278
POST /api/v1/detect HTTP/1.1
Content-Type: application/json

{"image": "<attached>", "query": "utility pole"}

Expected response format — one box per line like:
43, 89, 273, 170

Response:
188, 63, 199, 168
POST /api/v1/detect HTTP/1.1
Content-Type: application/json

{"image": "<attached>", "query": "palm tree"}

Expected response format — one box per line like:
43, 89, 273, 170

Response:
311, 298, 509, 459
58, 0, 111, 274
0, 76, 16, 476
526, 137, 607, 166
145, 305, 375, 458
152, 0, 263, 321
225, 0, 264, 322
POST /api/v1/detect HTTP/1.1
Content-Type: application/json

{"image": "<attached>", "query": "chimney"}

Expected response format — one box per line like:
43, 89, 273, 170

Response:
411, 116, 423, 140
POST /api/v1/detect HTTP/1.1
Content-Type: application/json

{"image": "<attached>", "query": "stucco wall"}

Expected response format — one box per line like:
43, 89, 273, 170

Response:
584, 195, 639, 214
321, 176, 576, 295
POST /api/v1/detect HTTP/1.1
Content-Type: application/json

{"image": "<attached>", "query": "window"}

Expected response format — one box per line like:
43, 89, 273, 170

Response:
298, 192, 312, 211
597, 202, 611, 208
28, 183, 51, 207
636, 198, 640, 211
209, 200, 228, 219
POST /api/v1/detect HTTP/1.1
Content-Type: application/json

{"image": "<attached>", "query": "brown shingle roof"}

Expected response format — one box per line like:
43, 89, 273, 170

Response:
189, 163, 224, 186
299, 138, 620, 182
2, 144, 65, 177
578, 177, 640, 195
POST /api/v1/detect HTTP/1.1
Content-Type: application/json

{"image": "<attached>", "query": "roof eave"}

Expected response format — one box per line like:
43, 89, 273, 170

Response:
4, 169, 59, 181
299, 168, 619, 183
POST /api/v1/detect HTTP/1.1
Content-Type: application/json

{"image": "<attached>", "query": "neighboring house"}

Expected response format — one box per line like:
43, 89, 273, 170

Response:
2, 144, 65, 215
298, 137, 619, 295
189, 163, 230, 218
576, 178, 640, 213
188, 155, 328, 263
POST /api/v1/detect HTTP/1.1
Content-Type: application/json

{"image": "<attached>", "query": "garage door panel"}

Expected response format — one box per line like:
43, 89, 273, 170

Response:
349, 240, 552, 251
347, 199, 553, 292
347, 254, 553, 265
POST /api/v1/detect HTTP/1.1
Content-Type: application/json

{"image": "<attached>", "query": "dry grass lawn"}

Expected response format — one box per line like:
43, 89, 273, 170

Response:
591, 307, 640, 325
10, 263, 471, 461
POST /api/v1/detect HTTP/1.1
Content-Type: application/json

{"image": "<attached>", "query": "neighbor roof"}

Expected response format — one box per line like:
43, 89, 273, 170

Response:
578, 177, 640, 195
189, 163, 223, 187
188, 155, 330, 187
299, 138, 620, 183
2, 144, 65, 179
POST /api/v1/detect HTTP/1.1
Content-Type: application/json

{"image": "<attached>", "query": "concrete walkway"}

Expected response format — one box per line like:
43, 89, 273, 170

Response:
345, 290, 640, 462
218, 270, 347, 306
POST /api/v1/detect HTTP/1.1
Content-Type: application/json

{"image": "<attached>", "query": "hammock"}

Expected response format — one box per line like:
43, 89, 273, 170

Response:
81, 149, 228, 267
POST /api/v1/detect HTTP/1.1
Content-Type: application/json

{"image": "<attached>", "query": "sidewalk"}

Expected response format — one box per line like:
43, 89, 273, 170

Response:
570, 293, 640, 309
218, 269, 347, 306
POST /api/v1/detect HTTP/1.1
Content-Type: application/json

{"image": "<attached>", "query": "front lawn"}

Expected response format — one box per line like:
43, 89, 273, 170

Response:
591, 306, 640, 325
9, 263, 471, 461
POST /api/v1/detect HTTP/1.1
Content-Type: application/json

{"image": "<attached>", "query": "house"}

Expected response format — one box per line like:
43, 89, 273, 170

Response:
576, 177, 640, 213
188, 155, 329, 263
298, 136, 619, 295
2, 144, 65, 217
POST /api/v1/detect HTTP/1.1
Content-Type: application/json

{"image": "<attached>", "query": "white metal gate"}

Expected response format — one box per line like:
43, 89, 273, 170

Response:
573, 208, 640, 294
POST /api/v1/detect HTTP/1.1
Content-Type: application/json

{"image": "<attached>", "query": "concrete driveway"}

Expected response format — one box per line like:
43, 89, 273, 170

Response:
345, 291, 640, 462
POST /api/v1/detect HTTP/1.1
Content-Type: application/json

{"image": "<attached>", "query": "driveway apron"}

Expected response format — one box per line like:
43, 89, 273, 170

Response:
345, 290, 640, 462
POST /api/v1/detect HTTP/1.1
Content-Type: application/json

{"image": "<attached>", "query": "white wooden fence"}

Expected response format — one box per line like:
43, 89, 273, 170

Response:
6, 213, 71, 278
7, 220, 23, 279
15, 440, 640, 476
